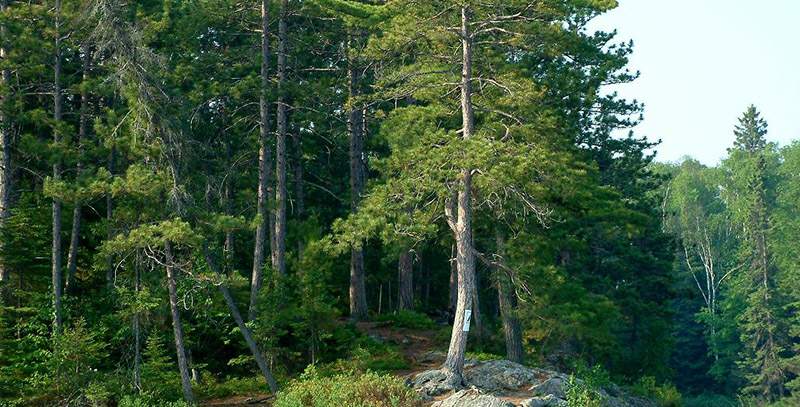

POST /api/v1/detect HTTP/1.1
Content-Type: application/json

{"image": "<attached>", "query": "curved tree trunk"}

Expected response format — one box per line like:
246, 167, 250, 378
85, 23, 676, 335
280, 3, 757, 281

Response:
250, 0, 273, 321
202, 244, 279, 393
398, 249, 413, 310
164, 242, 194, 403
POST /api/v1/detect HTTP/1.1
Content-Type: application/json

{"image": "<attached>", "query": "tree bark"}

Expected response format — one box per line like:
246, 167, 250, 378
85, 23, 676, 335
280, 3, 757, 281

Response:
449, 244, 457, 314
164, 242, 195, 403
51, 0, 64, 332
472, 276, 483, 345
0, 0, 12, 295
442, 6, 476, 382
105, 147, 116, 288
347, 36, 368, 320
273, 0, 288, 277
202, 244, 278, 393
223, 126, 234, 258
133, 253, 142, 392
496, 232, 523, 363
398, 249, 413, 310
250, 0, 273, 321
66, 47, 91, 293
291, 131, 304, 257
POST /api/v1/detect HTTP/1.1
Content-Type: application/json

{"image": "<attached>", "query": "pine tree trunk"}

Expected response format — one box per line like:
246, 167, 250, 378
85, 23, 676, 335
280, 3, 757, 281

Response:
496, 232, 523, 363
105, 147, 116, 288
449, 244, 457, 314
51, 0, 64, 332
203, 244, 278, 393
273, 0, 288, 277
66, 47, 91, 293
164, 242, 195, 403
250, 0, 273, 321
0, 0, 12, 297
442, 6, 476, 383
398, 249, 413, 310
472, 277, 483, 345
223, 128, 234, 258
133, 253, 142, 392
348, 37, 368, 320
291, 131, 304, 257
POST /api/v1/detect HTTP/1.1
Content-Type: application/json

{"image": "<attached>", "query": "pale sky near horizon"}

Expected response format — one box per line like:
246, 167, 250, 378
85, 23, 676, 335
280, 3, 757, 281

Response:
590, 1, 800, 165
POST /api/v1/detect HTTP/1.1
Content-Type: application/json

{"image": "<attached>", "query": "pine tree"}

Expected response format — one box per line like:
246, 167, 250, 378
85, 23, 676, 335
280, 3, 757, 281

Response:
726, 105, 786, 401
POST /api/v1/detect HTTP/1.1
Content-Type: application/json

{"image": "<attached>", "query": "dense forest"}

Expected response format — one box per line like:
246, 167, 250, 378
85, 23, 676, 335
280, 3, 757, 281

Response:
0, 0, 797, 406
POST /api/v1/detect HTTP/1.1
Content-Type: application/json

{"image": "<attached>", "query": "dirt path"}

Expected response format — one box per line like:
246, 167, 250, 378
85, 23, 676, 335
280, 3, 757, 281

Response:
201, 322, 534, 406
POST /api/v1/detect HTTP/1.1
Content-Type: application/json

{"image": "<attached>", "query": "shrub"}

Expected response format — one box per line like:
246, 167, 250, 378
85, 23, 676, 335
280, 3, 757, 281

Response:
375, 310, 436, 330
465, 351, 503, 362
630, 376, 682, 407
140, 333, 182, 400
565, 375, 603, 407
197, 375, 268, 400
274, 365, 422, 407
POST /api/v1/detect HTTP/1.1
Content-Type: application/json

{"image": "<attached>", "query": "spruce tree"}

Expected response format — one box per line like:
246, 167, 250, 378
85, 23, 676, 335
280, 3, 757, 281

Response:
726, 105, 786, 401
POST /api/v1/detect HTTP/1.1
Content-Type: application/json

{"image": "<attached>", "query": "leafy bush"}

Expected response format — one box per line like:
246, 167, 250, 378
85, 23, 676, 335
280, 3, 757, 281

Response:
321, 345, 409, 375
274, 365, 422, 407
375, 310, 436, 330
630, 376, 682, 407
565, 375, 603, 407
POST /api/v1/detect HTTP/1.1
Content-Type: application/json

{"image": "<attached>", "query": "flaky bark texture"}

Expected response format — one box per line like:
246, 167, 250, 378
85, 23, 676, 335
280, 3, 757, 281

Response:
250, 0, 273, 321
449, 244, 458, 312
165, 242, 194, 403
442, 6, 476, 383
348, 38, 368, 320
398, 249, 414, 310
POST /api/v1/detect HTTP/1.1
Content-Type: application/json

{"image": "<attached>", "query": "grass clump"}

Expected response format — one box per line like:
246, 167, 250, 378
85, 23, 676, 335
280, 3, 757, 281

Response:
274, 365, 422, 407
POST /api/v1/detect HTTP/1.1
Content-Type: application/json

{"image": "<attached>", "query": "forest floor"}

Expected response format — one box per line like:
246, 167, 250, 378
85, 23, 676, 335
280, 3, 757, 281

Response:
200, 321, 540, 407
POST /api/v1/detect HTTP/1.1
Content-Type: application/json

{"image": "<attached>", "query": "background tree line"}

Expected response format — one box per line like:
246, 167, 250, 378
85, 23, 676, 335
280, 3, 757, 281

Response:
0, 0, 795, 406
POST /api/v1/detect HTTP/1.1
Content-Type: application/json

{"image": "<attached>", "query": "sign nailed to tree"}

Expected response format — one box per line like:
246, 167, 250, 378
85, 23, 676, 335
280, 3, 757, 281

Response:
463, 309, 472, 332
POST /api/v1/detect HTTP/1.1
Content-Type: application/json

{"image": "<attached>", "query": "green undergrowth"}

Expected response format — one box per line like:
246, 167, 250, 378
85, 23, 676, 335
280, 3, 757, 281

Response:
374, 310, 437, 330
274, 365, 422, 407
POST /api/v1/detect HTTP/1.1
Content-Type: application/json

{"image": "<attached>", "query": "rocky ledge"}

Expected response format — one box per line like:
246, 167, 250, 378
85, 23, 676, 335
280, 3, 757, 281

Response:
409, 358, 655, 407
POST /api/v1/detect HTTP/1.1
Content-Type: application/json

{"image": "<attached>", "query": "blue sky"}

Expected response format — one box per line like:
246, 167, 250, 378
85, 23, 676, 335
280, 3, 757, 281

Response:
590, 1, 800, 165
